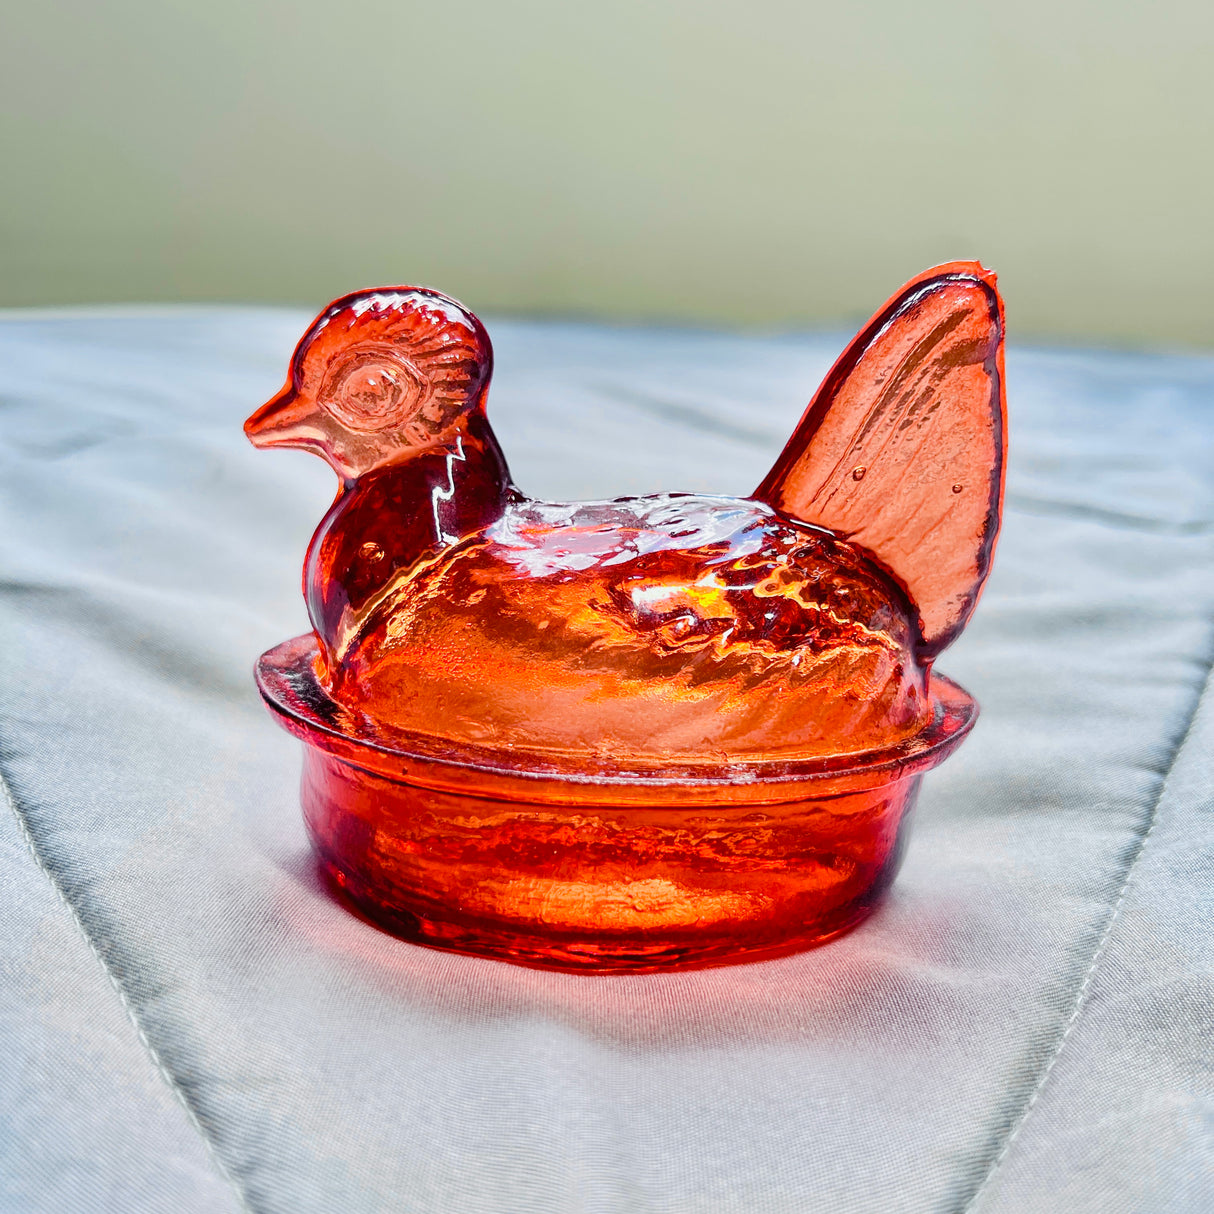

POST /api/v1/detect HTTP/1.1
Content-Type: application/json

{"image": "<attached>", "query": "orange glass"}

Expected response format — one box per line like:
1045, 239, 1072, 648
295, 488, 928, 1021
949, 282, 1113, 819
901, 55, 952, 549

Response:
248, 262, 1006, 971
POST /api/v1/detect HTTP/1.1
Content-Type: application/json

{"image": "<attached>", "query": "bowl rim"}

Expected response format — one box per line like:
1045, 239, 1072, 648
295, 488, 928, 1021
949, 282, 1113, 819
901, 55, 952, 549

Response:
255, 634, 977, 807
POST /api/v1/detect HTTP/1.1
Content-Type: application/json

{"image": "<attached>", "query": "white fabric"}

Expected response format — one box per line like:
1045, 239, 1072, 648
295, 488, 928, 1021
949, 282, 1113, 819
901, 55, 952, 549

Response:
1, 309, 1211, 1213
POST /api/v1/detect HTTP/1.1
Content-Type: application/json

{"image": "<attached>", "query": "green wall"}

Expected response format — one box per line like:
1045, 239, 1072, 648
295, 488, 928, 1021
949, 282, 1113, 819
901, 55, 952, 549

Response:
3, 0, 1211, 345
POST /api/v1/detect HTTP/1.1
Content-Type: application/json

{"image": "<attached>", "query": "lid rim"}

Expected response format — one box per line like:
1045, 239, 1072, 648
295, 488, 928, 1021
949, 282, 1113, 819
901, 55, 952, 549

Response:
254, 635, 977, 805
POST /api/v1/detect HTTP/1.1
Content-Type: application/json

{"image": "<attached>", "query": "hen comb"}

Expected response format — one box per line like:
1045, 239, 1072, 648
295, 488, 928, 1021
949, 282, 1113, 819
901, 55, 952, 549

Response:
295, 286, 493, 398
755, 262, 1006, 658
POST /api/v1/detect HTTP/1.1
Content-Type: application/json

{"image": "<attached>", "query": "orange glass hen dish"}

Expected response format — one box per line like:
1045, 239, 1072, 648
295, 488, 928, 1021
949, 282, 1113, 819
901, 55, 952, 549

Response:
249, 263, 1005, 971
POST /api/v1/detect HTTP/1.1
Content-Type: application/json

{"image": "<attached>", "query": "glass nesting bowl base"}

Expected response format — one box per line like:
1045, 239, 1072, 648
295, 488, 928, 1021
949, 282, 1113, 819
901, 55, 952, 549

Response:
311, 812, 913, 973
298, 745, 927, 973
261, 636, 975, 973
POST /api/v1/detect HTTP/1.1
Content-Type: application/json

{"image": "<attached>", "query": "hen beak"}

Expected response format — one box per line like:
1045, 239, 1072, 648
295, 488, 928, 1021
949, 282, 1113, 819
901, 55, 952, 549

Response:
244, 386, 320, 450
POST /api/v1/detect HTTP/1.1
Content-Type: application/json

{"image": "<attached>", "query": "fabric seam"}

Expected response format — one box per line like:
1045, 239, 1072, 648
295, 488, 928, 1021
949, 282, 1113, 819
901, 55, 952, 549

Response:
959, 645, 1214, 1213
0, 758, 256, 1214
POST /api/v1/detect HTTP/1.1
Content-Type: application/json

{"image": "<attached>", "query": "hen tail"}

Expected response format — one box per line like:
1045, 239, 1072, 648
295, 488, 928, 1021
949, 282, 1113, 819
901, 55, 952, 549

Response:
755, 263, 1006, 660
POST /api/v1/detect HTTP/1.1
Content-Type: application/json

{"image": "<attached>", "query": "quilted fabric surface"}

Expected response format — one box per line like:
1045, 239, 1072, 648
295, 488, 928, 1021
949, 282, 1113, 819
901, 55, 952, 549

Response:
1, 308, 1212, 1213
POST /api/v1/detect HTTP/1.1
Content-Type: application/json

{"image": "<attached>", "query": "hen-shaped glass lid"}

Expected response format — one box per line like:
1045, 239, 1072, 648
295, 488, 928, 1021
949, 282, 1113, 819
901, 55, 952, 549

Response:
245, 262, 1005, 775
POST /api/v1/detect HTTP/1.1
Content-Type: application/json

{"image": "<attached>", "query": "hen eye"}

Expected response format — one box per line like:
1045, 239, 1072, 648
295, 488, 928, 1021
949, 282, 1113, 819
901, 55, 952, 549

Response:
322, 352, 425, 431
345, 365, 400, 412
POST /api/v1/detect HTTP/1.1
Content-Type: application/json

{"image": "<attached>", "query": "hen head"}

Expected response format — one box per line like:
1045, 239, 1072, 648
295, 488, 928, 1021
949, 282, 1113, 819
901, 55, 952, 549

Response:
245, 287, 492, 480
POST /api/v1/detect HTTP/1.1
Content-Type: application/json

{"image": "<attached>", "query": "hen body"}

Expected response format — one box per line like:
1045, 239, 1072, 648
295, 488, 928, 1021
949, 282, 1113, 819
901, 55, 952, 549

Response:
317, 468, 928, 762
